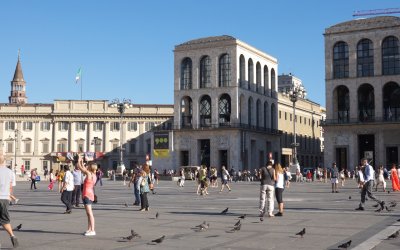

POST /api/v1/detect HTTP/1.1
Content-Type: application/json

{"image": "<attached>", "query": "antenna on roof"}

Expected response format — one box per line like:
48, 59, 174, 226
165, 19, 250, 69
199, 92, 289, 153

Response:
353, 8, 400, 17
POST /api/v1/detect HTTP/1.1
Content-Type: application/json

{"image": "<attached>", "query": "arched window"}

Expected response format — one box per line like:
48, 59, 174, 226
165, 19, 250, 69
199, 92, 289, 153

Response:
334, 85, 350, 123
219, 94, 231, 125
219, 54, 231, 87
256, 62, 261, 93
181, 96, 193, 128
271, 68, 276, 94
333, 42, 349, 78
239, 55, 245, 88
248, 97, 253, 126
256, 99, 261, 128
264, 66, 269, 95
357, 39, 374, 77
382, 36, 400, 75
383, 82, 400, 120
248, 59, 254, 90
199, 95, 212, 127
358, 84, 374, 121
200, 56, 211, 88
180, 57, 192, 90
271, 103, 276, 129
264, 101, 269, 128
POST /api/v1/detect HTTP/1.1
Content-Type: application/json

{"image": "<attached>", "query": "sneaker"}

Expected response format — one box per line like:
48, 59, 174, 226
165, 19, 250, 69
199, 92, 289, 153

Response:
380, 201, 385, 210
84, 231, 96, 236
355, 207, 365, 211
14, 199, 19, 204
11, 236, 19, 247
63, 210, 72, 214
335, 191, 339, 193
139, 208, 146, 211
268, 213, 275, 217
275, 212, 283, 216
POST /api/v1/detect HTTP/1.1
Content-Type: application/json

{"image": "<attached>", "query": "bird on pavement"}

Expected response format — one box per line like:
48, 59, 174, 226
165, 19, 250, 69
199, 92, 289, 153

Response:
234, 220, 241, 227
155, 212, 159, 219
372, 203, 379, 208
229, 223, 241, 232
389, 201, 397, 208
152, 235, 165, 244
348, 196, 351, 200
195, 221, 209, 230
130, 230, 141, 238
375, 207, 383, 212
124, 202, 128, 208
122, 230, 139, 241
387, 191, 391, 194
238, 214, 246, 219
338, 240, 352, 249
221, 207, 229, 215
296, 228, 306, 238
14, 224, 22, 231
387, 230, 399, 240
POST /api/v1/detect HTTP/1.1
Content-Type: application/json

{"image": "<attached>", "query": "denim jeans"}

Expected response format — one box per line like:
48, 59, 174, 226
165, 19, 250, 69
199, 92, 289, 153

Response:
134, 180, 141, 205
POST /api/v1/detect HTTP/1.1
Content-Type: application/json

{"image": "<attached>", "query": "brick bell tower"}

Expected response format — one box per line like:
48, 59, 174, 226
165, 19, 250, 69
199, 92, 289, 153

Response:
9, 50, 27, 104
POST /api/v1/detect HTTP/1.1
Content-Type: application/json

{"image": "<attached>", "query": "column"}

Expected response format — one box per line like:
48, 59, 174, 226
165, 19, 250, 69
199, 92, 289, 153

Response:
68, 122, 74, 152
212, 95, 219, 126
138, 122, 144, 154
34, 121, 39, 155
103, 121, 109, 152
87, 122, 92, 152
52, 121, 57, 152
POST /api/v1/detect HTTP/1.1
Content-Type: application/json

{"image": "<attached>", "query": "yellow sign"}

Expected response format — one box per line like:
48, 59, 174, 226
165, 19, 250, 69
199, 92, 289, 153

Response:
153, 149, 169, 158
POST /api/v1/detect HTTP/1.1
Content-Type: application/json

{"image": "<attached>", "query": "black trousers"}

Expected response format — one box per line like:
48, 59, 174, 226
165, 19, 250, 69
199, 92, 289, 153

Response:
71, 185, 81, 206
61, 190, 73, 211
30, 179, 37, 189
140, 192, 149, 209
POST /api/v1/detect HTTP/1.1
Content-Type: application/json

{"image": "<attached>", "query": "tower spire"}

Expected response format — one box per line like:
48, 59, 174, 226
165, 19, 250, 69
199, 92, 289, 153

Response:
9, 50, 27, 104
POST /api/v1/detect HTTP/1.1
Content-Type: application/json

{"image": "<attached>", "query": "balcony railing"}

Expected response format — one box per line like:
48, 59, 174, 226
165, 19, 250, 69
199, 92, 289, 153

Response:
151, 122, 281, 135
323, 115, 400, 126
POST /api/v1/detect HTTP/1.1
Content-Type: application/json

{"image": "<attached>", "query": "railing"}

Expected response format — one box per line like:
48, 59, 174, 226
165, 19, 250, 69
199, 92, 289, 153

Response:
152, 122, 281, 135
323, 115, 400, 126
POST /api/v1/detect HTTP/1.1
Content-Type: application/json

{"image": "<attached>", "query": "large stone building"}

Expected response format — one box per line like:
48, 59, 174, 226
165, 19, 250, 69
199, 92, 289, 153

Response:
171, 36, 281, 171
324, 16, 400, 170
0, 56, 174, 174
277, 74, 325, 169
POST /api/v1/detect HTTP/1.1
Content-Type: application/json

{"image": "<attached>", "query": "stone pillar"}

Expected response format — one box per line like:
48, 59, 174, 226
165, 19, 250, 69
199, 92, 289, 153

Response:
138, 122, 144, 154
87, 122, 92, 151
52, 121, 57, 152
374, 84, 383, 119
375, 131, 384, 166
192, 96, 199, 129
349, 87, 358, 120
212, 95, 219, 126
68, 122, 74, 152
103, 122, 109, 152
34, 121, 39, 155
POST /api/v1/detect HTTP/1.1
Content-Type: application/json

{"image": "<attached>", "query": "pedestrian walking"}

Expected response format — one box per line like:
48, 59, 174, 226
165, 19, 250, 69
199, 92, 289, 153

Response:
60, 165, 74, 214
57, 169, 65, 193
30, 168, 38, 190
72, 164, 82, 207
330, 163, 339, 193
375, 165, 386, 192
95, 168, 103, 186
48, 169, 55, 191
178, 168, 185, 187
0, 153, 19, 247
259, 161, 276, 218
390, 163, 400, 191
355, 158, 385, 211
76, 155, 97, 236
274, 163, 285, 216
219, 166, 231, 192
138, 169, 150, 211
44, 167, 49, 181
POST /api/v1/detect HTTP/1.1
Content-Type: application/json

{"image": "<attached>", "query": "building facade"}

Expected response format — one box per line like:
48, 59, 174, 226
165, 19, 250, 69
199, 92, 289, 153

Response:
171, 36, 281, 171
324, 16, 400, 171
0, 57, 174, 174
278, 74, 325, 169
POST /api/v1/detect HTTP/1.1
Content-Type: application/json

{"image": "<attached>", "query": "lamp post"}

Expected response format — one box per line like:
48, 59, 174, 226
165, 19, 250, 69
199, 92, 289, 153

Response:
110, 99, 133, 168
91, 136, 102, 152
284, 83, 307, 171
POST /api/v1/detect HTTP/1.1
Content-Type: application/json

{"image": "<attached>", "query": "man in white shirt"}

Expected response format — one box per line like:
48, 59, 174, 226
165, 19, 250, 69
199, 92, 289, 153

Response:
0, 153, 19, 247
60, 165, 74, 214
355, 158, 385, 211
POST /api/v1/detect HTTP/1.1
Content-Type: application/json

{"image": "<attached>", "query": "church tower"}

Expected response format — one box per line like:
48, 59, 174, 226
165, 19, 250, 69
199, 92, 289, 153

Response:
9, 51, 27, 104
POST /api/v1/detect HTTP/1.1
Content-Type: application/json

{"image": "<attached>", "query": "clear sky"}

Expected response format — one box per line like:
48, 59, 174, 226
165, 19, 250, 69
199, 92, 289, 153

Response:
0, 0, 399, 107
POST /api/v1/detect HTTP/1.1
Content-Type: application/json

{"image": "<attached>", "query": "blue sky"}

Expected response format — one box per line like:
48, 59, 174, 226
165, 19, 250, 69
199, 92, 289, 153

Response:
0, 0, 398, 107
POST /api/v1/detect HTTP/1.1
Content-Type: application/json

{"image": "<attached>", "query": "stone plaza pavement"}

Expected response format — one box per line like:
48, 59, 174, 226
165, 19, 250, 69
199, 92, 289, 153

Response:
0, 179, 399, 250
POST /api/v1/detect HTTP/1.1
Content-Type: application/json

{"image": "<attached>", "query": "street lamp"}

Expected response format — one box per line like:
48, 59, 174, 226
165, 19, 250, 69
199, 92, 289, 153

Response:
91, 137, 102, 152
110, 98, 133, 168
283, 83, 307, 171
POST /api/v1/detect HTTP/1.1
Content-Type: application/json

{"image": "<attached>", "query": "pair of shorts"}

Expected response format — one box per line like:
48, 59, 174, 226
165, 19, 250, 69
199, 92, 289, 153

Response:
222, 179, 228, 185
331, 178, 338, 184
0, 199, 11, 225
275, 188, 284, 203
83, 197, 93, 205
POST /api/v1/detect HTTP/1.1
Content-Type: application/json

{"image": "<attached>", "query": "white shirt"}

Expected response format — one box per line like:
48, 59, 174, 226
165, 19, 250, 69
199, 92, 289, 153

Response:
64, 171, 75, 191
275, 173, 285, 189
0, 166, 14, 199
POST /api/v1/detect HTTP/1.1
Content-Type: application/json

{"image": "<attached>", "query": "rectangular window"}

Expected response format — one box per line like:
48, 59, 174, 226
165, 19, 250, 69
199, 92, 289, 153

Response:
5, 121, 15, 131
57, 142, 67, 152
111, 122, 120, 131
42, 160, 48, 171
112, 143, 119, 152
145, 122, 155, 131
285, 112, 287, 120
23, 121, 33, 131
42, 142, 49, 153
41, 122, 51, 131
24, 160, 31, 171
279, 111, 282, 119
290, 114, 292, 121
93, 122, 103, 131
94, 141, 102, 152
58, 122, 69, 131
24, 141, 31, 153
300, 117, 302, 124
7, 142, 13, 153
128, 122, 138, 131
76, 122, 86, 131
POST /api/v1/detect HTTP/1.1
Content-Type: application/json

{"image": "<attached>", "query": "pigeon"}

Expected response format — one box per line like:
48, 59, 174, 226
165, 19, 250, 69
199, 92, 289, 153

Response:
387, 191, 391, 194
238, 214, 246, 219
387, 230, 399, 240
375, 207, 382, 212
385, 206, 393, 212
155, 212, 159, 219
230, 223, 241, 232
372, 203, 380, 208
14, 224, 22, 231
234, 220, 241, 227
152, 235, 165, 244
338, 240, 352, 249
124, 202, 128, 208
221, 207, 229, 215
195, 221, 209, 230
348, 196, 351, 200
130, 230, 141, 238
122, 235, 134, 241
196, 221, 207, 228
296, 228, 306, 238
398, 218, 400, 222
389, 202, 397, 208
